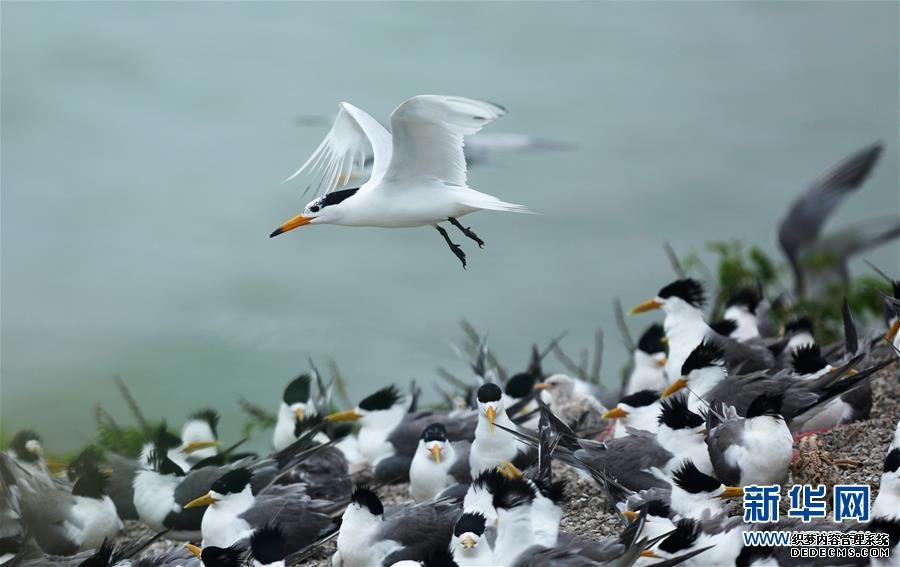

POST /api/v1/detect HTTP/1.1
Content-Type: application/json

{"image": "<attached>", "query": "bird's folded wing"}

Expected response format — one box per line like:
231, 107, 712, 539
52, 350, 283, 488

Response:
284, 102, 392, 195
384, 95, 506, 188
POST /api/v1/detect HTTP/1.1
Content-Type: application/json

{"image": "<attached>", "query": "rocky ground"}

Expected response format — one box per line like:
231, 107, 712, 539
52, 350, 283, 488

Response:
121, 360, 899, 566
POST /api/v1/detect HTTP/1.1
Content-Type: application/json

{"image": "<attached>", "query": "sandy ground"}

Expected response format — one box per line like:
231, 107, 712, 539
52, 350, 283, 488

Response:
123, 360, 899, 566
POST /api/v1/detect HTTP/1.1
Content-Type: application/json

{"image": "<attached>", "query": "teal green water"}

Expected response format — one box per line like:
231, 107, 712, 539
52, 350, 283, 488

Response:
2, 2, 898, 451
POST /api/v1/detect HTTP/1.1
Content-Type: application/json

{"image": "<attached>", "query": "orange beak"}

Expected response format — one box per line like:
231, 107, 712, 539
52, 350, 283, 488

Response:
602, 406, 628, 420
429, 444, 442, 464
622, 510, 639, 521
886, 320, 900, 344
486, 406, 496, 433
629, 298, 662, 315
270, 214, 313, 237
533, 383, 548, 390
661, 377, 687, 398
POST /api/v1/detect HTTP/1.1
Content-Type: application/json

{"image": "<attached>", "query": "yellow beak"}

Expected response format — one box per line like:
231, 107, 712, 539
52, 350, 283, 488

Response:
657, 356, 667, 368
270, 214, 313, 237
486, 406, 496, 433
641, 550, 660, 558
661, 377, 687, 398
499, 460, 523, 480
602, 406, 629, 420
182, 440, 220, 454
429, 444, 442, 464
325, 409, 362, 423
629, 298, 662, 315
183, 492, 217, 509
461, 535, 477, 549
885, 320, 900, 343
46, 459, 68, 476
720, 486, 744, 499
294, 407, 305, 421
622, 510, 639, 521
184, 543, 202, 557
533, 382, 548, 390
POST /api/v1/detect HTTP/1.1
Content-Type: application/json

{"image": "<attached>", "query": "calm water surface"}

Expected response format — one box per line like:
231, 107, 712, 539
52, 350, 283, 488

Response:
2, 2, 898, 450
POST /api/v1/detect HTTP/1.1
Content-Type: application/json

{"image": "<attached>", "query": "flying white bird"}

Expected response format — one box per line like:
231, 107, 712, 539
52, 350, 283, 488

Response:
270, 95, 531, 268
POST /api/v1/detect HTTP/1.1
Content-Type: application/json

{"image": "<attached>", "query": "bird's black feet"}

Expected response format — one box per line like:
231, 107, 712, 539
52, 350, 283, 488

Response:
448, 217, 485, 248
435, 225, 467, 269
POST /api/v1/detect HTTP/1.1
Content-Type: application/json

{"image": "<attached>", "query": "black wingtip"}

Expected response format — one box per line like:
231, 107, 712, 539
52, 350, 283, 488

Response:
269, 227, 284, 238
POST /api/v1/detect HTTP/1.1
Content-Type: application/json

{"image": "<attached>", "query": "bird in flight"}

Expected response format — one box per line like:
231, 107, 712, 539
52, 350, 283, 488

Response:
269, 95, 531, 268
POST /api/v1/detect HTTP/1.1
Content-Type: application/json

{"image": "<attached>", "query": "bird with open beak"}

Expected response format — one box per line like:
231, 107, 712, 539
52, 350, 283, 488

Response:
408, 423, 471, 502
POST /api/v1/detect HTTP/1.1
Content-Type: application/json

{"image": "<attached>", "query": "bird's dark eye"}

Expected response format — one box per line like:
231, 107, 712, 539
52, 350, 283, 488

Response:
309, 205, 320, 213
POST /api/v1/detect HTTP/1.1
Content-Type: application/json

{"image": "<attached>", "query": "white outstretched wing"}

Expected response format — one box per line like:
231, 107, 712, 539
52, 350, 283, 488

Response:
283, 102, 392, 195
384, 95, 506, 187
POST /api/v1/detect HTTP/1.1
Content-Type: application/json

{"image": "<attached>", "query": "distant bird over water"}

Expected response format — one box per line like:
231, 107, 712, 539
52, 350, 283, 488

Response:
270, 95, 531, 268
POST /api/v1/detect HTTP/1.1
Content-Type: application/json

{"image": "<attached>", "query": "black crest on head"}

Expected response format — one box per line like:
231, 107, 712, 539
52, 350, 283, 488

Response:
250, 525, 287, 564
746, 393, 784, 419
637, 323, 666, 354
885, 448, 900, 474
645, 499, 672, 518
10, 430, 41, 462
422, 423, 448, 443
672, 460, 721, 494
791, 344, 828, 375
658, 279, 706, 307
505, 373, 537, 398
67, 446, 103, 482
784, 316, 814, 335
318, 187, 360, 209
153, 422, 183, 451
477, 383, 502, 403
72, 462, 108, 499
283, 374, 312, 405
211, 468, 252, 495
454, 512, 487, 536
659, 518, 702, 553
492, 477, 535, 510
189, 408, 220, 438
358, 385, 401, 411
658, 395, 704, 430
727, 289, 760, 313
619, 389, 659, 409
148, 449, 184, 477
472, 469, 506, 494
201, 545, 243, 567
681, 340, 726, 376
710, 319, 738, 338
351, 484, 383, 516
537, 478, 567, 505
293, 412, 325, 439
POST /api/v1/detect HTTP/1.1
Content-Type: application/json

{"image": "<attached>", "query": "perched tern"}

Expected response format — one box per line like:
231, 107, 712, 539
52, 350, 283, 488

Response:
629, 279, 773, 381
668, 461, 743, 521
273, 374, 326, 451
332, 485, 458, 567
469, 384, 532, 478
603, 389, 661, 439
326, 385, 475, 483
449, 512, 494, 566
624, 324, 668, 395
408, 423, 471, 502
272, 96, 531, 268
705, 393, 793, 486
0, 454, 123, 555
722, 290, 762, 342
183, 467, 332, 551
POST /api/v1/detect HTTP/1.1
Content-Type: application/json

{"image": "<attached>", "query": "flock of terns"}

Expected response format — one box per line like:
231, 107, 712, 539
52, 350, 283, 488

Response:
2, 95, 900, 566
